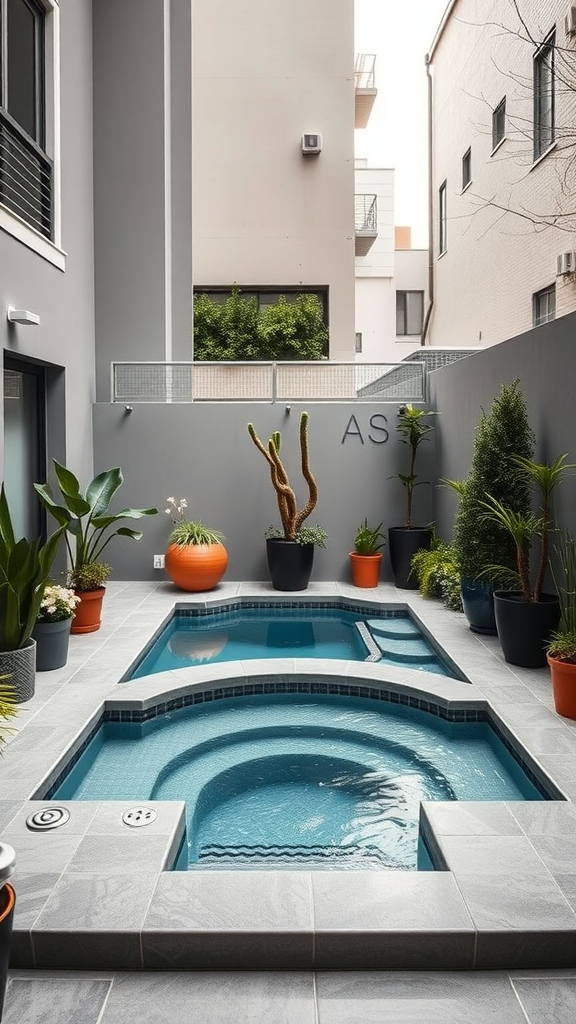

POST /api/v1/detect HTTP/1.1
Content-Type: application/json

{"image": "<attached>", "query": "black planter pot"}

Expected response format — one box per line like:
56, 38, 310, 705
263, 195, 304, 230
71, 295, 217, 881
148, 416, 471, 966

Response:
266, 538, 314, 592
388, 527, 432, 590
494, 591, 560, 668
460, 577, 498, 635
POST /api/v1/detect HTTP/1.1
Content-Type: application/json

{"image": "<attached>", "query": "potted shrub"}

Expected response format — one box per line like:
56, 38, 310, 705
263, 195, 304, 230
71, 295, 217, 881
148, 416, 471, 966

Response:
349, 519, 385, 588
410, 535, 463, 612
34, 462, 158, 634
480, 454, 572, 667
164, 497, 228, 591
452, 380, 534, 634
388, 404, 437, 589
0, 484, 64, 700
247, 411, 327, 591
546, 531, 576, 719
32, 583, 81, 671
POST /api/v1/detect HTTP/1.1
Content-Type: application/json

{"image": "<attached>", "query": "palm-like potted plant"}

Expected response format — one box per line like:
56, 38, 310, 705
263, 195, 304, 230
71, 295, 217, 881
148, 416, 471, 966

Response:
349, 519, 385, 588
452, 379, 534, 634
34, 462, 158, 633
164, 497, 228, 591
546, 530, 576, 719
388, 403, 436, 589
0, 484, 64, 700
247, 411, 327, 591
478, 454, 573, 667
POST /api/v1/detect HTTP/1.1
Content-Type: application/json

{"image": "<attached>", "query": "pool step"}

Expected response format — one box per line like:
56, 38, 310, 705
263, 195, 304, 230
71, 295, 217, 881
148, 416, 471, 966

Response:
196, 843, 401, 869
366, 618, 422, 641
369, 633, 439, 664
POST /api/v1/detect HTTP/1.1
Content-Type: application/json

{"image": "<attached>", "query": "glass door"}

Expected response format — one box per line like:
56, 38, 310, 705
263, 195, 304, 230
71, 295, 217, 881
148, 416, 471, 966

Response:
3, 357, 46, 539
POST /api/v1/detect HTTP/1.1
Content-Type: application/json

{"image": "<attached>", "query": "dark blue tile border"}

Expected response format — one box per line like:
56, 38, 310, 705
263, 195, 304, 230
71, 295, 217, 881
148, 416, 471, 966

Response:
38, 677, 561, 802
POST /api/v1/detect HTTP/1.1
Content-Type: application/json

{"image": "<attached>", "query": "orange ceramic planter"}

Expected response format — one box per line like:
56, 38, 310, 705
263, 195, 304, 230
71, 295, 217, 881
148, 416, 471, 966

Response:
165, 542, 228, 592
349, 552, 383, 588
548, 654, 576, 720
71, 588, 106, 634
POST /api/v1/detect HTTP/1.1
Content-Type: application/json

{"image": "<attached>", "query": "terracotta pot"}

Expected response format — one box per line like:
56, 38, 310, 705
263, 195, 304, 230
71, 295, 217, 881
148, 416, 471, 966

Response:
165, 542, 228, 592
349, 552, 383, 588
71, 588, 106, 634
547, 654, 576, 720
0, 878, 15, 1020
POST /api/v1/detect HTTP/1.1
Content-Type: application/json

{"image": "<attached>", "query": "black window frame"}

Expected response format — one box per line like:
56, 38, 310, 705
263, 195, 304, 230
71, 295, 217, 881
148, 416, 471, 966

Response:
438, 180, 447, 255
193, 286, 329, 325
0, 0, 52, 239
492, 97, 506, 150
396, 290, 424, 337
532, 284, 556, 327
461, 147, 471, 190
533, 30, 555, 161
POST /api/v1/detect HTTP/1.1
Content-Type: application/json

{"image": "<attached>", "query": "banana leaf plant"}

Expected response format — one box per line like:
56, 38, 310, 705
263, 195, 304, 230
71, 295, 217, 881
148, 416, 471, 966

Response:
34, 462, 158, 590
0, 484, 65, 650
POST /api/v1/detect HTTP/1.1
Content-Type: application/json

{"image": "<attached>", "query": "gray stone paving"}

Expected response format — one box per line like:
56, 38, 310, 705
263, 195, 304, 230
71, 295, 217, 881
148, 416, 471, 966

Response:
2, 580, 576, 1019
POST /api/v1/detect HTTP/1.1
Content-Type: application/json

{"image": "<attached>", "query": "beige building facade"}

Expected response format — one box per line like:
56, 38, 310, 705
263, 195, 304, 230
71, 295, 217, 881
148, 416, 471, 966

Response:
192, 0, 357, 360
427, 0, 576, 348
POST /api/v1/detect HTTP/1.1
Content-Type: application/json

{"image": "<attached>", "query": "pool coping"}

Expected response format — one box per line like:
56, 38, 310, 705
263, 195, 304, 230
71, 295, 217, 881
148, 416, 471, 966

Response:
1, 580, 576, 970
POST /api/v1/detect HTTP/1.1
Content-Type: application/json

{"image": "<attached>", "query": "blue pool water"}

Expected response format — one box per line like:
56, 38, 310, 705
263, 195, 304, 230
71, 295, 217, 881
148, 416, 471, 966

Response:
128, 606, 458, 679
53, 693, 545, 870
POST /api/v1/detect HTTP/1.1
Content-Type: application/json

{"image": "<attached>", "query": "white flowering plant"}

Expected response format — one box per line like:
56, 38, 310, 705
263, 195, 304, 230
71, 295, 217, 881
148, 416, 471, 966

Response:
165, 497, 225, 547
36, 584, 81, 623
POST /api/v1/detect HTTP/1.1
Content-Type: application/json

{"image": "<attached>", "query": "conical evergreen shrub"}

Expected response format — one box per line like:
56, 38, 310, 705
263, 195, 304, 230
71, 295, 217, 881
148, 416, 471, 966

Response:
454, 379, 534, 582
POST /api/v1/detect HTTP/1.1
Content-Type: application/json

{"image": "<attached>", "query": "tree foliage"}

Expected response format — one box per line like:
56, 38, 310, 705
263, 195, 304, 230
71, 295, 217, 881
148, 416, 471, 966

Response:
453, 379, 535, 581
194, 287, 328, 361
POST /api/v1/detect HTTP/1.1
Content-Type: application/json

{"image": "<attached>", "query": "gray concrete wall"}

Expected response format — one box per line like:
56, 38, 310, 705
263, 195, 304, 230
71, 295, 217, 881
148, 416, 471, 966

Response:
92, 401, 437, 582
429, 310, 576, 544
92, 0, 192, 401
0, 0, 95, 480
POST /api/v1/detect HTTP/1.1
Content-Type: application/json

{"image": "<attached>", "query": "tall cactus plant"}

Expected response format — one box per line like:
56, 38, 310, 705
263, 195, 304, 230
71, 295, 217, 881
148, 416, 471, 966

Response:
247, 411, 322, 542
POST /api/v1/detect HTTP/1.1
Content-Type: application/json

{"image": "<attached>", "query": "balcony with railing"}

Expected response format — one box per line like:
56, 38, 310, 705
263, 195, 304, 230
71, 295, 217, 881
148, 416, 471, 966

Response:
355, 194, 377, 256
354, 54, 377, 128
0, 109, 53, 239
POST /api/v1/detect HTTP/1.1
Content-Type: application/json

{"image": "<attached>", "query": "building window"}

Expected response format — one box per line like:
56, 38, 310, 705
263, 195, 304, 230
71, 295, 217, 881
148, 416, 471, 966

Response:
461, 148, 471, 190
492, 97, 506, 150
0, 0, 54, 240
396, 291, 424, 336
533, 284, 556, 327
438, 181, 447, 255
355, 332, 362, 353
534, 31, 555, 160
194, 286, 328, 322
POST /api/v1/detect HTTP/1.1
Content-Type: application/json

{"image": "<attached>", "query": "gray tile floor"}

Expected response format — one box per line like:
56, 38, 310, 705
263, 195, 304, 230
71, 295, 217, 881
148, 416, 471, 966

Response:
2, 580, 576, 1021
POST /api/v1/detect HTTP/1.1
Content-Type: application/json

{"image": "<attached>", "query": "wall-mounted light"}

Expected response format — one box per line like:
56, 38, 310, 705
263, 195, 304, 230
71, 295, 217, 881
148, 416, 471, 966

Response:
124, 405, 134, 414
6, 306, 40, 325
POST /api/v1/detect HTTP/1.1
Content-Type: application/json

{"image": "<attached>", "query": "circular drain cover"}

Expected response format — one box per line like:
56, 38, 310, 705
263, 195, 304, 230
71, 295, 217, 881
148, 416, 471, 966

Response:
26, 807, 70, 831
122, 807, 157, 828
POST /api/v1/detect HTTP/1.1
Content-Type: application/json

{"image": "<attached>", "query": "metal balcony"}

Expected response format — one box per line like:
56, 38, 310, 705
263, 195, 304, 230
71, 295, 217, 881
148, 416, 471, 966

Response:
355, 194, 377, 256
354, 54, 377, 128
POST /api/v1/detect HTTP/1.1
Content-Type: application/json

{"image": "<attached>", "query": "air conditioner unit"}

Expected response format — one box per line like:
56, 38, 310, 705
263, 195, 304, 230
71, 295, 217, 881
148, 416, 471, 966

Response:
565, 4, 576, 35
301, 133, 322, 156
557, 251, 576, 275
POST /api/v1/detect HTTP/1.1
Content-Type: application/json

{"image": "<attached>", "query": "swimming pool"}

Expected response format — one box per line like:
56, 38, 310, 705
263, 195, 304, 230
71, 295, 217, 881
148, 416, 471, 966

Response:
52, 690, 547, 871
127, 603, 461, 680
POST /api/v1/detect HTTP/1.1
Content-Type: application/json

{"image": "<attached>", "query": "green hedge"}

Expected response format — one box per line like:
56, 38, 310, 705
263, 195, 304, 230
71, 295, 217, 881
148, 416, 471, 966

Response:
194, 287, 328, 361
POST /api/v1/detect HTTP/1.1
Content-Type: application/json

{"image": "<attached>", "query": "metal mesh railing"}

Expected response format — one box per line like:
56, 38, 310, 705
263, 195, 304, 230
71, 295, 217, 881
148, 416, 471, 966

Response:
111, 361, 427, 403
354, 54, 376, 90
355, 194, 377, 233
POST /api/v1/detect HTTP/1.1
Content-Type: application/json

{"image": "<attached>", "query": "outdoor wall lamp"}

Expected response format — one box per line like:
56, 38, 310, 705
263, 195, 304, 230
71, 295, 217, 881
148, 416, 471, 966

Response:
124, 405, 134, 414
6, 306, 40, 325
